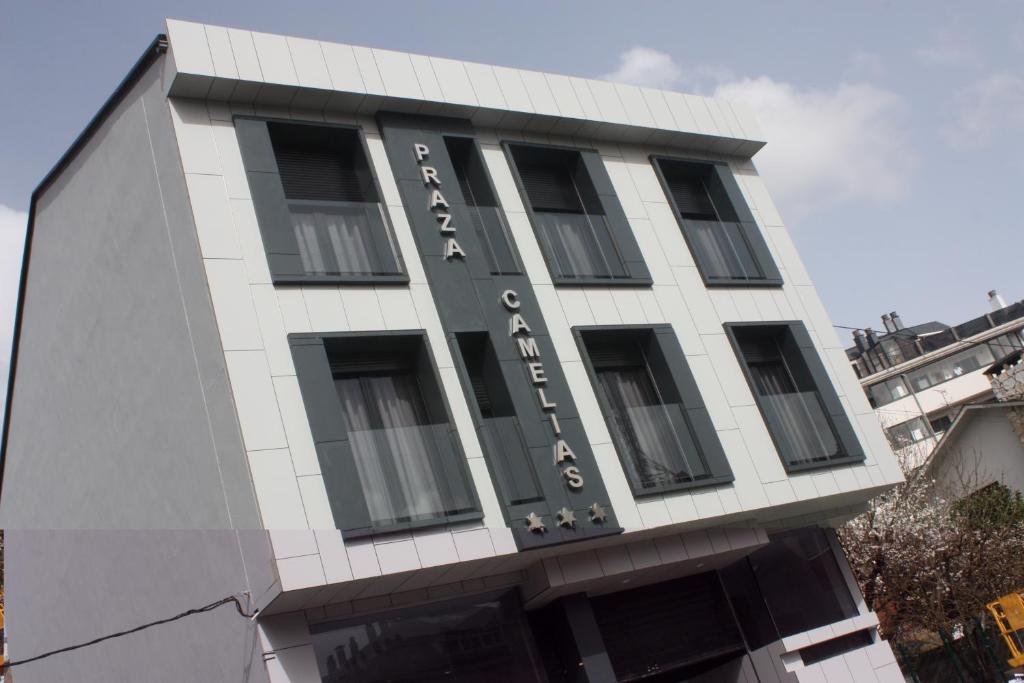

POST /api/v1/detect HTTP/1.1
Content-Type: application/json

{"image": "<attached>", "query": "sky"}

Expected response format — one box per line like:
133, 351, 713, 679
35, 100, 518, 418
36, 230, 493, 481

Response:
2, 1, 1024, 394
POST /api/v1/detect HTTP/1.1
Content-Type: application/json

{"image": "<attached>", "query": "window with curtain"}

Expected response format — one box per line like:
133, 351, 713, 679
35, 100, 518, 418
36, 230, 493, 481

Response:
732, 325, 847, 468
653, 156, 781, 285
328, 338, 476, 529
268, 121, 402, 278
508, 144, 627, 281
581, 330, 711, 491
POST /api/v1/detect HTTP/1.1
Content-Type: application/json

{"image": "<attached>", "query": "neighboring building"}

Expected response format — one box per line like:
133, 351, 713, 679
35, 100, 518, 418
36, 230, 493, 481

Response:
847, 292, 1024, 466
0, 20, 906, 682
926, 350, 1024, 496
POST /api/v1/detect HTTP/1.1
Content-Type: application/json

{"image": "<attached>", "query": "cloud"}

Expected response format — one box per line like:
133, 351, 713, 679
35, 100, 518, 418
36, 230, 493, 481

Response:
915, 30, 980, 67
0, 204, 28, 408
945, 71, 1024, 147
600, 47, 683, 88
600, 47, 914, 221
713, 77, 914, 220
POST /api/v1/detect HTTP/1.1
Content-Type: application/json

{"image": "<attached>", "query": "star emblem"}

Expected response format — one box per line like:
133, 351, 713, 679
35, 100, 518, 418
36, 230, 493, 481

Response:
525, 512, 546, 533
556, 507, 576, 528
589, 502, 608, 524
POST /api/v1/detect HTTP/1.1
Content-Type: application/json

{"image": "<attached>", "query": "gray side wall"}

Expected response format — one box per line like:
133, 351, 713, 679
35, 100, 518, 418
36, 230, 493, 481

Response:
0, 55, 259, 530
0, 55, 279, 683
5, 529, 273, 683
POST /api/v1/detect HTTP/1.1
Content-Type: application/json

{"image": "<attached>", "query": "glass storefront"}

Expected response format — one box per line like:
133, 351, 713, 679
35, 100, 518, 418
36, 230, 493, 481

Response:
308, 528, 862, 683
310, 591, 547, 682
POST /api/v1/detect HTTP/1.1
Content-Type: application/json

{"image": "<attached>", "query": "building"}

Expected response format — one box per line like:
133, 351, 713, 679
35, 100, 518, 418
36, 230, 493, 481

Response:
846, 293, 1024, 466
0, 19, 906, 682
924, 350, 1024, 497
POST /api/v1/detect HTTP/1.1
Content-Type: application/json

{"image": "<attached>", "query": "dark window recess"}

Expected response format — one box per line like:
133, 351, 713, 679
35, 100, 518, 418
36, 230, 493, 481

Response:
653, 157, 781, 286
748, 528, 859, 637
718, 555, 780, 651
528, 601, 584, 683
329, 336, 477, 528
267, 123, 401, 278
581, 329, 711, 491
930, 414, 953, 434
800, 630, 874, 665
445, 137, 520, 275
508, 144, 628, 281
309, 591, 548, 682
730, 323, 860, 469
290, 332, 480, 536
592, 571, 745, 682
456, 333, 542, 507
235, 118, 406, 282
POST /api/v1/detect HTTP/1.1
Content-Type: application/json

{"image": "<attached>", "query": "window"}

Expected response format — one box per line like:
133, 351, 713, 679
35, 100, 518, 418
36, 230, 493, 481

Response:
988, 331, 1024, 360
652, 156, 782, 286
289, 332, 480, 537
505, 143, 652, 285
886, 417, 930, 449
455, 332, 542, 508
310, 592, 547, 682
575, 325, 732, 494
727, 322, 864, 471
445, 137, 520, 275
235, 118, 406, 284
905, 343, 995, 392
719, 528, 860, 645
930, 414, 953, 434
866, 376, 909, 408
747, 528, 859, 636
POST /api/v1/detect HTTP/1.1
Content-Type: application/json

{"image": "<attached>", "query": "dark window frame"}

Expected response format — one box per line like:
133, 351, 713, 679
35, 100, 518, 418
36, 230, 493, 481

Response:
235, 116, 409, 286
725, 321, 865, 473
503, 140, 653, 287
573, 323, 733, 496
444, 134, 524, 276
289, 329, 482, 539
651, 154, 783, 288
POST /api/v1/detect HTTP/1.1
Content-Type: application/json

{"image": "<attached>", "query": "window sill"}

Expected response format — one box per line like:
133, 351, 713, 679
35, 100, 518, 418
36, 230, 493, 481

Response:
704, 277, 784, 288
781, 454, 866, 475
630, 473, 736, 499
340, 510, 485, 541
272, 273, 411, 286
552, 276, 654, 288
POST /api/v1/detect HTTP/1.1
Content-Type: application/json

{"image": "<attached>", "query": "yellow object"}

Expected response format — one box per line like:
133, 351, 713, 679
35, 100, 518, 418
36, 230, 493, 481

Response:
988, 591, 1024, 668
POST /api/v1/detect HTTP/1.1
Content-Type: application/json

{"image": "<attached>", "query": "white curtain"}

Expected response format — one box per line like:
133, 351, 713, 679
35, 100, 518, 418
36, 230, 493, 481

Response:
597, 367, 704, 487
292, 206, 376, 276
750, 363, 839, 465
539, 213, 609, 279
335, 374, 447, 526
688, 220, 759, 280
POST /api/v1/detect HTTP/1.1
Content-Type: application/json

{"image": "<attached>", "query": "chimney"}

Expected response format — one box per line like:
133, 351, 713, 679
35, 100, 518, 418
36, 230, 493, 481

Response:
853, 329, 869, 352
881, 313, 895, 334
989, 290, 1007, 311
890, 311, 904, 330
865, 327, 879, 346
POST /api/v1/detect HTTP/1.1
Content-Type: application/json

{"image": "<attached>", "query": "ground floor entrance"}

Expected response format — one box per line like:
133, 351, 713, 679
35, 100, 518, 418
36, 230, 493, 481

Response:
304, 526, 895, 682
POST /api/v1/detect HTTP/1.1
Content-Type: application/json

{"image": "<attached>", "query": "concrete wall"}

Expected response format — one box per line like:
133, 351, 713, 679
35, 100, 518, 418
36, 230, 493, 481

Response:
5, 529, 274, 683
0, 53, 259, 531
933, 409, 1024, 495
1, 56, 278, 683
